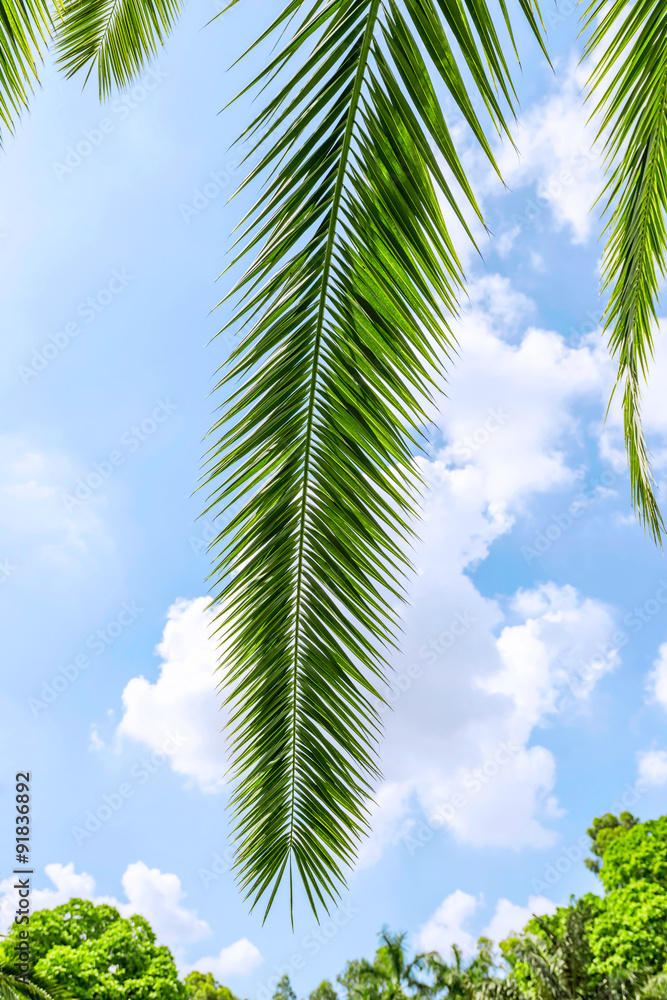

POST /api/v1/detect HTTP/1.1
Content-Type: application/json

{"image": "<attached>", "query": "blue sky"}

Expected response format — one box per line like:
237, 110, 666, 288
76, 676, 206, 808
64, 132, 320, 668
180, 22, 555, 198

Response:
2, 0, 667, 996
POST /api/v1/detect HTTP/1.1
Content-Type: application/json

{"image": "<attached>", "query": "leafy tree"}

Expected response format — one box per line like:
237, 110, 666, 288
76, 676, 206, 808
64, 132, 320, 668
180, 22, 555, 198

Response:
584, 812, 639, 875
338, 930, 430, 1000
499, 898, 607, 1000
0, 899, 186, 1000
273, 976, 297, 1000
594, 815, 667, 892
425, 938, 495, 1000
3, 0, 667, 913
309, 981, 339, 1000
184, 971, 240, 1000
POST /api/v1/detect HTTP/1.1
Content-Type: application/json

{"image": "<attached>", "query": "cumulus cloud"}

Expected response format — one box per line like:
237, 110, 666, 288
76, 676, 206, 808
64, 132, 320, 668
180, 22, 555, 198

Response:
116, 597, 227, 792
637, 750, 667, 789
648, 642, 667, 711
481, 895, 556, 945
0, 861, 209, 950
0, 435, 112, 577
185, 939, 264, 979
415, 890, 480, 957
414, 890, 556, 958
111, 273, 628, 864
488, 60, 603, 245
356, 274, 621, 858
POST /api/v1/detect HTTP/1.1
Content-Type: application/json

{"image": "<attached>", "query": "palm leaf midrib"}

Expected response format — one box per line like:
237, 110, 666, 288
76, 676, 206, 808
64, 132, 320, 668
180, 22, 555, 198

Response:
609, 58, 667, 371
286, 0, 381, 880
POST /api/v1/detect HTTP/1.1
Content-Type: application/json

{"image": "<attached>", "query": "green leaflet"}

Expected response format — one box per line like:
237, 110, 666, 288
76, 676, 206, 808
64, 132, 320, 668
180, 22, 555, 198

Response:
54, 0, 184, 97
584, 0, 667, 544
205, 0, 545, 920
0, 0, 52, 136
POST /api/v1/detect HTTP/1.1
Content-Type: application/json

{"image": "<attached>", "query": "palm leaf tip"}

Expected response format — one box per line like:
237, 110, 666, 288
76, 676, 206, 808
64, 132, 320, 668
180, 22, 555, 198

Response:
53, 0, 183, 98
585, 0, 667, 546
207, 0, 546, 920
0, 0, 52, 137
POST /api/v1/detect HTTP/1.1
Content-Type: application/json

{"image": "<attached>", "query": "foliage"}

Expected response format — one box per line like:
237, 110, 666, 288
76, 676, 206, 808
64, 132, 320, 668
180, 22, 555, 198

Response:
0, 899, 186, 1000
595, 815, 667, 892
309, 981, 339, 1000
424, 939, 495, 1000
584, 0, 667, 543
273, 976, 297, 1000
337, 930, 430, 1000
184, 971, 241, 1000
204, 0, 547, 920
588, 881, 667, 977
54, 0, 185, 98
1, 0, 667, 915
584, 812, 639, 875
0, 960, 73, 1000
0, 0, 52, 135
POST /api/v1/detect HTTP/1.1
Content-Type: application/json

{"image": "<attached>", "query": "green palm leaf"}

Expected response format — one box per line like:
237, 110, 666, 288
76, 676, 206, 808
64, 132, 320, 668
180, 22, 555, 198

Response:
0, 963, 73, 1000
584, 0, 667, 544
204, 0, 546, 920
0, 0, 52, 137
54, 0, 183, 97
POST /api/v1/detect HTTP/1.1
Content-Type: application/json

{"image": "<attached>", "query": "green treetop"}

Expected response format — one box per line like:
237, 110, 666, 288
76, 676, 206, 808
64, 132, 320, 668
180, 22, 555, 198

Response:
184, 970, 241, 1000
584, 812, 639, 875
0, 899, 186, 1000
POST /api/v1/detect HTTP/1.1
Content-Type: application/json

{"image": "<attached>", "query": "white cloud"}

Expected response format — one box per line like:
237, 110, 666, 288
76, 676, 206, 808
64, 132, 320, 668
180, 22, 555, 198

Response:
648, 642, 667, 711
415, 891, 556, 958
0, 434, 112, 577
114, 862, 210, 947
415, 890, 480, 957
116, 597, 227, 792
0, 861, 210, 951
489, 60, 603, 244
481, 895, 556, 945
364, 275, 620, 856
110, 274, 629, 864
186, 939, 264, 980
637, 750, 667, 789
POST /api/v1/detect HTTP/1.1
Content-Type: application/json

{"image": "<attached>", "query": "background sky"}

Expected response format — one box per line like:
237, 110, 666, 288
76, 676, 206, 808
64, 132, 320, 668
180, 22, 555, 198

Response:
1, 0, 667, 997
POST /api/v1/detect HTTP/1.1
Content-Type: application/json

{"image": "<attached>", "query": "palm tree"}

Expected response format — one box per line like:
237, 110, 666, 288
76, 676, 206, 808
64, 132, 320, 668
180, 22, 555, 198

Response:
340, 930, 431, 1000
425, 939, 495, 1000
2, 0, 667, 917
490, 905, 641, 1000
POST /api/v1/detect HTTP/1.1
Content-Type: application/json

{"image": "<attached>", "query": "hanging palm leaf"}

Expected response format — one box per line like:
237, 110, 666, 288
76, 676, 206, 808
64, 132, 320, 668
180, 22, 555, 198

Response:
0, 0, 52, 136
202, 0, 547, 920
584, 0, 667, 544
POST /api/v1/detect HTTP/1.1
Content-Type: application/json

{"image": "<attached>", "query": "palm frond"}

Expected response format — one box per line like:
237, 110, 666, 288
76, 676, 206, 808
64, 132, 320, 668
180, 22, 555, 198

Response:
0, 0, 51, 137
0, 967, 73, 1000
584, 0, 667, 544
54, 0, 183, 97
205, 0, 546, 921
